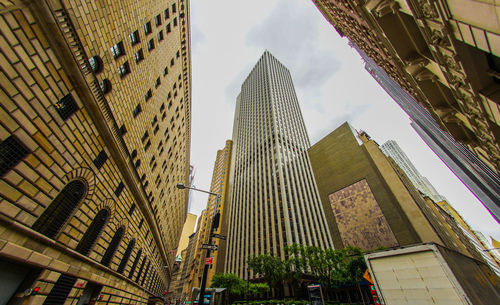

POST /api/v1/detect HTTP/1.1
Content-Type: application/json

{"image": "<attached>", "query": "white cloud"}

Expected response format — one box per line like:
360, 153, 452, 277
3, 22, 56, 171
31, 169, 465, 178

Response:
189, 0, 500, 240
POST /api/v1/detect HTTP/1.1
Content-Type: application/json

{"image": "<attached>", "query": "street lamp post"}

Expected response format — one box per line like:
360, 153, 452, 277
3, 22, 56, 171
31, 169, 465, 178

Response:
176, 183, 221, 305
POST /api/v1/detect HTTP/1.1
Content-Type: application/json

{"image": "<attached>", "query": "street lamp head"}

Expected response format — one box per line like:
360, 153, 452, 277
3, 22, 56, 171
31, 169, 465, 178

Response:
176, 183, 186, 189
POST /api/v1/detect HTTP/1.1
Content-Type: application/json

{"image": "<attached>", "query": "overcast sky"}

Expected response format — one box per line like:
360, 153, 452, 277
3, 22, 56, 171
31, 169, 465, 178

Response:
186, 0, 499, 240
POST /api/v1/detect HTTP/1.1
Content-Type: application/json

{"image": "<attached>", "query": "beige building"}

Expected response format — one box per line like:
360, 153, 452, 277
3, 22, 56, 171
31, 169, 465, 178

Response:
0, 0, 191, 304
190, 140, 232, 289
313, 0, 500, 173
308, 122, 484, 262
176, 213, 197, 256
225, 51, 333, 280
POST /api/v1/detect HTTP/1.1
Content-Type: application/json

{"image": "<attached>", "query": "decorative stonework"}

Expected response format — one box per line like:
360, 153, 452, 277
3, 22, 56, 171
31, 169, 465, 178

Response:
328, 179, 399, 250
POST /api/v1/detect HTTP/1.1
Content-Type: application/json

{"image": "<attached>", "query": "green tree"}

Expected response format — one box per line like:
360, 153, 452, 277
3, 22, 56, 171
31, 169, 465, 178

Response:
247, 254, 287, 297
210, 273, 246, 304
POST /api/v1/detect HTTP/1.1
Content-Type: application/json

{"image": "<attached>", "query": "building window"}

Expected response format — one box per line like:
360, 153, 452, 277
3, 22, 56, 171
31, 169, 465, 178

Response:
172, 3, 176, 13
173, 17, 178, 27
0, 135, 30, 177
111, 41, 124, 59
118, 61, 130, 78
157, 30, 164, 42
115, 182, 125, 197
163, 67, 168, 76
130, 149, 137, 159
99, 79, 111, 94
119, 124, 127, 136
147, 39, 155, 51
129, 30, 140, 45
176, 50, 180, 58
32, 180, 87, 239
75, 209, 110, 255
117, 239, 135, 273
133, 104, 142, 117
155, 14, 162, 26
144, 22, 152, 35
135, 256, 146, 282
164, 8, 170, 19
101, 226, 124, 267
128, 203, 136, 215
128, 249, 142, 279
155, 77, 161, 88
138, 219, 144, 229
89, 56, 102, 73
93, 150, 108, 169
55, 94, 78, 120
135, 49, 144, 63
170, 58, 174, 67
145, 89, 152, 101
166, 23, 171, 33
141, 131, 149, 143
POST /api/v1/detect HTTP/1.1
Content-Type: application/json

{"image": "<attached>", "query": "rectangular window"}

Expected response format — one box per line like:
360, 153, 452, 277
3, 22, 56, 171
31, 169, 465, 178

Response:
141, 131, 149, 143
118, 61, 130, 78
55, 94, 78, 120
134, 49, 144, 63
163, 67, 168, 76
166, 23, 171, 33
147, 39, 155, 51
145, 89, 152, 101
164, 8, 170, 19
170, 58, 174, 67
155, 77, 161, 88
172, 3, 176, 13
173, 17, 178, 27
138, 218, 144, 229
119, 124, 127, 136
115, 182, 125, 197
111, 41, 124, 59
128, 203, 136, 215
144, 21, 152, 35
93, 150, 108, 170
144, 140, 151, 151
129, 31, 140, 45
157, 30, 164, 41
176, 50, 180, 58
0, 135, 30, 177
132, 104, 142, 118
155, 14, 162, 26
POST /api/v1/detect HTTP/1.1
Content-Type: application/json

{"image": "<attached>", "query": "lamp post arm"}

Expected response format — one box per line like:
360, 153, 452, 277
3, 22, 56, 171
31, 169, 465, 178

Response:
185, 186, 220, 198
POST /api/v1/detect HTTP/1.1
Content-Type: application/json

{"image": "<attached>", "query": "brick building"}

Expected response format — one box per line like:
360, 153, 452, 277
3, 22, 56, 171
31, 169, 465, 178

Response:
0, 0, 191, 304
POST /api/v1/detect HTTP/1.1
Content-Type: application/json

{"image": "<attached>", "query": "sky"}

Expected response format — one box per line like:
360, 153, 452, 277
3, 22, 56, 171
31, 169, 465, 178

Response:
186, 0, 499, 240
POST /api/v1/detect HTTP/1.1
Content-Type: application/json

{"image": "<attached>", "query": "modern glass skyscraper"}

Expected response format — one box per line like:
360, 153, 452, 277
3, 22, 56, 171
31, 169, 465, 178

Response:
380, 140, 446, 203
225, 51, 333, 278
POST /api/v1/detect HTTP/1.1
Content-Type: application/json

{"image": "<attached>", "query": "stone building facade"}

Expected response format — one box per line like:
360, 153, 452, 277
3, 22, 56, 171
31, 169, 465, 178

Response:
308, 122, 485, 263
0, 0, 191, 304
313, 0, 500, 173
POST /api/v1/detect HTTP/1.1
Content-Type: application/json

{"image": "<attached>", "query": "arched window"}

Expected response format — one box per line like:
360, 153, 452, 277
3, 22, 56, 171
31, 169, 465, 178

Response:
128, 249, 142, 279
117, 239, 135, 274
32, 180, 86, 239
101, 226, 124, 267
140, 260, 151, 286
42, 274, 77, 305
75, 209, 110, 255
135, 256, 146, 283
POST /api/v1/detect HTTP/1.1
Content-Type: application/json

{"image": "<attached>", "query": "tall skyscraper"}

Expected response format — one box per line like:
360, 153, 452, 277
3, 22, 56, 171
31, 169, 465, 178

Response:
0, 0, 191, 304
225, 51, 333, 279
313, 0, 500, 173
380, 140, 446, 203
350, 41, 500, 222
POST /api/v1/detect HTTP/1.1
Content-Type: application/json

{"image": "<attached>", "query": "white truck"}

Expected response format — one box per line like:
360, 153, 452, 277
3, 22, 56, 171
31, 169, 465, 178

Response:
364, 243, 500, 305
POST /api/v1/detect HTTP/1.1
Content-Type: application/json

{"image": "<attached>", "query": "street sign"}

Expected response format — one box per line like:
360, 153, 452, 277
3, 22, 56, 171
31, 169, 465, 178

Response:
201, 244, 218, 251
363, 269, 373, 284
205, 257, 213, 265
211, 234, 226, 240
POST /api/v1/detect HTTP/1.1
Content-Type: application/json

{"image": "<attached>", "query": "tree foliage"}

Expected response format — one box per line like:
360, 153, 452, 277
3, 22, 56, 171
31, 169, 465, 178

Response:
210, 273, 246, 296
